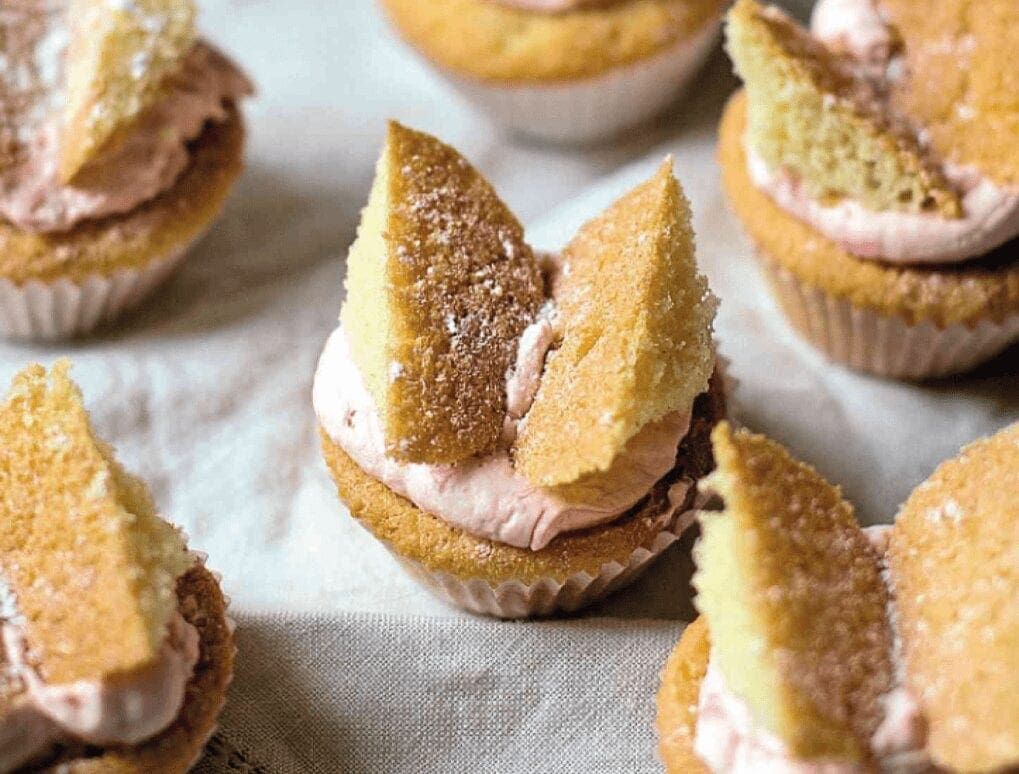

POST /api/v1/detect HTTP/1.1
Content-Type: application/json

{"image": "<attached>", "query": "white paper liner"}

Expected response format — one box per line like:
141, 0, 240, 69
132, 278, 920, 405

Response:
0, 241, 193, 341
762, 263, 1019, 379
442, 17, 721, 144
383, 487, 713, 619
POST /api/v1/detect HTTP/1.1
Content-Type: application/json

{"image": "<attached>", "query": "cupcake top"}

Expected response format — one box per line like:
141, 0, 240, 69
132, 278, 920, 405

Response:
0, 0, 251, 234
683, 422, 1018, 773
0, 361, 200, 767
380, 0, 724, 83
726, 0, 1019, 266
315, 123, 717, 550
889, 423, 1018, 773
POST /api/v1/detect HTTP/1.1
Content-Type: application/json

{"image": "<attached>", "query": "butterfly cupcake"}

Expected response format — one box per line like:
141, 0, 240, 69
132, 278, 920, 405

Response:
379, 0, 725, 143
0, 362, 234, 771
719, 0, 1019, 378
0, 0, 252, 340
314, 122, 725, 617
657, 422, 1018, 772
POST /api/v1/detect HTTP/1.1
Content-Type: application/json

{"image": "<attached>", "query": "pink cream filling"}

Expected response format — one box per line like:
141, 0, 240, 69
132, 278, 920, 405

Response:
0, 41, 252, 234
744, 0, 1019, 266
312, 323, 693, 551
692, 525, 933, 773
0, 611, 198, 767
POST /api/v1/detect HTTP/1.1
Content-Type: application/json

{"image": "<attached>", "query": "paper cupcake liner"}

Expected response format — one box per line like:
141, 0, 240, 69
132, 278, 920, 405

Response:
762, 262, 1019, 379
443, 17, 721, 144
384, 487, 713, 619
0, 242, 192, 341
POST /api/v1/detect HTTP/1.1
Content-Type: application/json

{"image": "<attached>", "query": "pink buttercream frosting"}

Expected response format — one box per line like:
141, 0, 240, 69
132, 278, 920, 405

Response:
312, 324, 692, 551
0, 610, 198, 766
745, 0, 1019, 266
693, 525, 934, 773
0, 35, 252, 233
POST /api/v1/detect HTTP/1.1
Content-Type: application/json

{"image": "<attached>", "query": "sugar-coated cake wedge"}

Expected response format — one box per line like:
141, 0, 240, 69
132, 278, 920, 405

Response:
719, 0, 1019, 378
514, 159, 716, 492
0, 0, 252, 340
341, 121, 545, 465
61, 0, 197, 182
691, 423, 893, 764
314, 126, 727, 618
889, 423, 1019, 773
0, 362, 233, 772
727, 0, 958, 216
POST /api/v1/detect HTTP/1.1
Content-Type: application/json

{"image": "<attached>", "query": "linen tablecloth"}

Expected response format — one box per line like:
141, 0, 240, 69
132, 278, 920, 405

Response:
2, 0, 1014, 770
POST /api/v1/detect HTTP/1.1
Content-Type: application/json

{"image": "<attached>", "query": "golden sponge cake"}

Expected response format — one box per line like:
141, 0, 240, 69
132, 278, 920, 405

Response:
692, 423, 892, 763
726, 0, 958, 216
0, 362, 233, 771
889, 423, 1019, 773
515, 159, 716, 490
0, 362, 191, 684
341, 121, 545, 465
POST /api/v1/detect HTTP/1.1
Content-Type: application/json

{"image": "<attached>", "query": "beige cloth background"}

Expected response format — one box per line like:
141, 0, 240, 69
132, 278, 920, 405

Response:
1, 0, 1013, 770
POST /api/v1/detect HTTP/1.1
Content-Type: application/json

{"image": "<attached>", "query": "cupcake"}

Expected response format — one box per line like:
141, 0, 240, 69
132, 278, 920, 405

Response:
0, 361, 234, 772
0, 0, 252, 340
379, 0, 725, 143
314, 122, 724, 618
657, 422, 1018, 772
718, 0, 1019, 379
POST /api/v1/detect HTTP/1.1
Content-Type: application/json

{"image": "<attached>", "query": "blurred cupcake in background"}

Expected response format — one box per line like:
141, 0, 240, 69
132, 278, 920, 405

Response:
0, 0, 252, 340
719, 0, 1019, 379
379, 0, 726, 144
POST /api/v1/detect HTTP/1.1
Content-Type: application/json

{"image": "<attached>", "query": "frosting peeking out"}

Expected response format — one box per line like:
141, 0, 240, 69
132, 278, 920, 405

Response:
0, 7, 251, 234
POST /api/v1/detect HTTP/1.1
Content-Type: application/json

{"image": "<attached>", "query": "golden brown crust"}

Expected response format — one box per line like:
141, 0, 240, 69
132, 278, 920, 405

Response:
342, 122, 545, 466
38, 563, 235, 774
0, 105, 245, 284
726, 0, 959, 217
880, 0, 1019, 186
515, 160, 716, 488
381, 0, 723, 83
694, 423, 892, 762
320, 370, 725, 586
656, 616, 711, 774
889, 423, 1019, 773
720, 91, 1019, 327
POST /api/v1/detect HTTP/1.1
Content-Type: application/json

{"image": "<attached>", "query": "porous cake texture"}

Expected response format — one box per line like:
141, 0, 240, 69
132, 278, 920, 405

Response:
341, 121, 544, 465
693, 423, 892, 763
889, 423, 1019, 773
515, 160, 716, 490
727, 0, 959, 216
0, 362, 191, 685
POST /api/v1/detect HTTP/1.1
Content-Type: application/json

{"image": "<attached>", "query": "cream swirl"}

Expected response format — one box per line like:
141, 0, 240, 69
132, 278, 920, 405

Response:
313, 325, 692, 551
0, 41, 252, 233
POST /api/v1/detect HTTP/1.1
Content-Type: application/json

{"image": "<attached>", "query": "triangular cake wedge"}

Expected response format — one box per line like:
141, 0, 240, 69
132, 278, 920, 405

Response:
0, 362, 192, 685
341, 121, 545, 464
889, 423, 1019, 773
726, 0, 960, 216
514, 160, 716, 490
61, 0, 197, 182
693, 422, 893, 763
